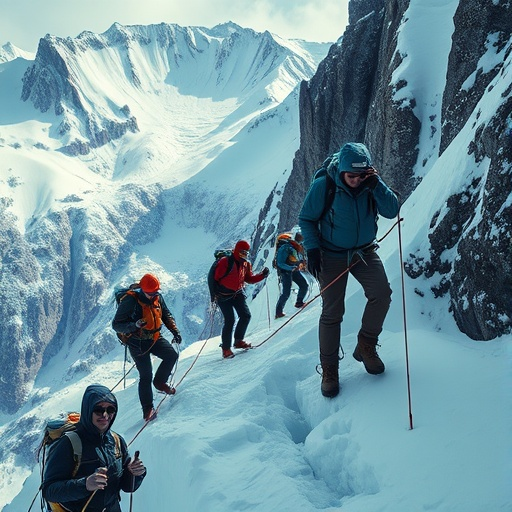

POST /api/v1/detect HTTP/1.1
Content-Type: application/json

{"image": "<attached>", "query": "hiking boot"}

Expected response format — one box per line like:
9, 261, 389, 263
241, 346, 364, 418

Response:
320, 364, 339, 398
143, 408, 157, 422
223, 348, 235, 359
234, 340, 251, 349
294, 301, 305, 308
275, 312, 286, 319
154, 381, 176, 395
353, 334, 385, 375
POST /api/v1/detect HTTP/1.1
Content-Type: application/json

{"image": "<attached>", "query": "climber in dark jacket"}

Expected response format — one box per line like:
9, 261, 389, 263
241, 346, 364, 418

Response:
112, 273, 181, 421
42, 384, 146, 512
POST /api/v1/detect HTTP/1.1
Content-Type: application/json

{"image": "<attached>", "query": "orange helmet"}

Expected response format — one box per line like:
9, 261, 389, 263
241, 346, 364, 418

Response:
139, 273, 160, 293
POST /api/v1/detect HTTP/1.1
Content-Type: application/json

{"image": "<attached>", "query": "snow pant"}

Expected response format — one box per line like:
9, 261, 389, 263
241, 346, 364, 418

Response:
128, 336, 179, 413
276, 269, 308, 315
217, 293, 251, 350
318, 251, 392, 366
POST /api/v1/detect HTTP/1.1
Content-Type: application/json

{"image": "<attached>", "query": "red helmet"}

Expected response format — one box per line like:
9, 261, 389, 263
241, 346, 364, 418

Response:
139, 273, 160, 293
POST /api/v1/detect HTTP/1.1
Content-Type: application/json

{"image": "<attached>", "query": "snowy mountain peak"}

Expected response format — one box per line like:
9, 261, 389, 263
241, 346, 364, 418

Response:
20, 22, 328, 158
0, 42, 35, 63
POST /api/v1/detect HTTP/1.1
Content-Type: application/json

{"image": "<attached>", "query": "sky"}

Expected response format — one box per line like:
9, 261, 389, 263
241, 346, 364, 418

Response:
0, 0, 349, 52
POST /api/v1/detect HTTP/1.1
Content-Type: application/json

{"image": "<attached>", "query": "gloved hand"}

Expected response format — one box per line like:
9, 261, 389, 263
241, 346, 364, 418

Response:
172, 332, 182, 344
261, 267, 270, 277
362, 168, 379, 190
135, 319, 147, 328
306, 248, 322, 279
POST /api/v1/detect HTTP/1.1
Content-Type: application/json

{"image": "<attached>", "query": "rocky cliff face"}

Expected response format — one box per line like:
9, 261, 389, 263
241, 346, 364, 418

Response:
278, 0, 511, 340
0, 185, 165, 413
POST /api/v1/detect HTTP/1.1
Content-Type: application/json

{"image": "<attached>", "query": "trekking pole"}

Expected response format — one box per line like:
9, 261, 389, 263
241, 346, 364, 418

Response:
265, 279, 271, 330
129, 450, 140, 512
123, 344, 128, 389
81, 490, 96, 512
397, 213, 413, 430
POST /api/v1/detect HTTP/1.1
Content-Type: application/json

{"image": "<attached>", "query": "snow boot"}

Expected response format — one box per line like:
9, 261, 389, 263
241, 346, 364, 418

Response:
275, 312, 286, 319
320, 364, 339, 398
154, 381, 176, 395
223, 348, 235, 359
234, 340, 251, 349
294, 300, 305, 308
143, 407, 157, 422
352, 333, 385, 375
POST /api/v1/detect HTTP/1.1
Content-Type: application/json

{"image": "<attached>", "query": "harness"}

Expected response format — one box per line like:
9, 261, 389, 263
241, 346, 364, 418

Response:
121, 291, 163, 341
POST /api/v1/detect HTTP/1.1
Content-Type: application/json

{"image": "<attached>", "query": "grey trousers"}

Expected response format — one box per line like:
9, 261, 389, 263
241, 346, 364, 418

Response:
318, 251, 392, 365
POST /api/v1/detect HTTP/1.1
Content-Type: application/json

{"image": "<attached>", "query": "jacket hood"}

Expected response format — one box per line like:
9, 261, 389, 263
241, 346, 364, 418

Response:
234, 240, 250, 261
337, 142, 372, 173
327, 143, 372, 192
80, 384, 118, 435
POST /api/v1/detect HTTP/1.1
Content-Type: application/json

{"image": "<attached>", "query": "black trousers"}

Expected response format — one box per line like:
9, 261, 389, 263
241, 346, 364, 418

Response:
319, 251, 392, 365
128, 336, 178, 412
217, 293, 251, 349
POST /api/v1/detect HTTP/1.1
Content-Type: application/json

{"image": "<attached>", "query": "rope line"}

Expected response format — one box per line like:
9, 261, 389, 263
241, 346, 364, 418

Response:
252, 219, 402, 349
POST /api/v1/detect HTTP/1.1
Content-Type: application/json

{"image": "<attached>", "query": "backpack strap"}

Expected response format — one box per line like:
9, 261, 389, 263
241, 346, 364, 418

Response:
111, 431, 122, 459
64, 431, 82, 478
320, 173, 336, 221
218, 254, 235, 283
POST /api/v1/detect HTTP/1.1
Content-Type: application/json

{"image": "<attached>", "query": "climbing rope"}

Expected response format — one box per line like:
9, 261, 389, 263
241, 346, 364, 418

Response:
252, 218, 403, 349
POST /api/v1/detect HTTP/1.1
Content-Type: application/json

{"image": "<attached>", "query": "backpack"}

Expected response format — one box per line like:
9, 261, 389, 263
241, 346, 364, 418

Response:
272, 233, 304, 269
272, 233, 292, 268
312, 153, 339, 221
37, 412, 121, 512
114, 284, 163, 343
207, 250, 235, 301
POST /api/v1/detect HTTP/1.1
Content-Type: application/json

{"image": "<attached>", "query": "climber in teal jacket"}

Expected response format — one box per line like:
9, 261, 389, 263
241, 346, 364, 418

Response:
299, 142, 399, 398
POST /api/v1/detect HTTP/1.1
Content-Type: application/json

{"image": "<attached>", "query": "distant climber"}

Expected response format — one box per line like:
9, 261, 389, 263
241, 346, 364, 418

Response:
211, 240, 269, 358
275, 231, 309, 318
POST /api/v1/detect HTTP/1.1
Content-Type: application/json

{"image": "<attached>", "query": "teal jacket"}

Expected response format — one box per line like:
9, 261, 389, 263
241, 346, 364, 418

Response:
298, 168, 399, 254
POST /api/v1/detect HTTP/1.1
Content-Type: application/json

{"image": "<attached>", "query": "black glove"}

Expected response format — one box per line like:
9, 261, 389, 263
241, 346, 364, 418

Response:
307, 248, 322, 279
363, 174, 379, 190
261, 267, 270, 277
172, 332, 182, 344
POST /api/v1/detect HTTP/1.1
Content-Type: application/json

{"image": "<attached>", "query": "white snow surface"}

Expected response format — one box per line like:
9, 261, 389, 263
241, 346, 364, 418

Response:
2, 273, 511, 511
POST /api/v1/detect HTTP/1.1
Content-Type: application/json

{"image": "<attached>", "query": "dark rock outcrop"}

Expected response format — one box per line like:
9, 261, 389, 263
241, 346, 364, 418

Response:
278, 0, 511, 340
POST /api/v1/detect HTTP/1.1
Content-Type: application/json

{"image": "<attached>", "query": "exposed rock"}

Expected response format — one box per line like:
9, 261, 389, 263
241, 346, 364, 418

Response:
278, 0, 511, 339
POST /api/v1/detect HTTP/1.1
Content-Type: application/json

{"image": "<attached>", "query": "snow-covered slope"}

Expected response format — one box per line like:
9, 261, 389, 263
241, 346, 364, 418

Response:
2, 262, 510, 511
0, 22, 329, 414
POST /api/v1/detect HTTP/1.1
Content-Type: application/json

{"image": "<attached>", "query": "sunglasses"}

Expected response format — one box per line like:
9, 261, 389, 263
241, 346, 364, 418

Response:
345, 173, 368, 180
239, 250, 249, 255
93, 406, 116, 416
